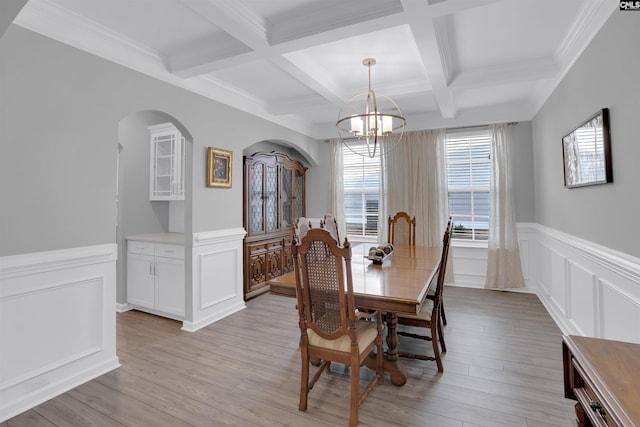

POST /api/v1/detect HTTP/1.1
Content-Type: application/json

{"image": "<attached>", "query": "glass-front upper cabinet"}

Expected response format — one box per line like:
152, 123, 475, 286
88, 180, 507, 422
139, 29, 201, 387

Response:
244, 152, 306, 238
281, 166, 305, 229
293, 169, 305, 222
148, 123, 185, 201
281, 167, 293, 229
248, 162, 264, 234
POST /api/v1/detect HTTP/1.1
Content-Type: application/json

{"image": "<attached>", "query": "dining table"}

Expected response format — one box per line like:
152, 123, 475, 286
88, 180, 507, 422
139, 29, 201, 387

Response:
267, 243, 442, 386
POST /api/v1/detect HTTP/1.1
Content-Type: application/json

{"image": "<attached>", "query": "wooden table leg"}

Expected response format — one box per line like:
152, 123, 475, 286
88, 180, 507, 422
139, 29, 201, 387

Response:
365, 312, 408, 386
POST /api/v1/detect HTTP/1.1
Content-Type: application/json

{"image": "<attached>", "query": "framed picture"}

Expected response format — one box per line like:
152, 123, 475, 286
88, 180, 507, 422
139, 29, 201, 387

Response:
562, 108, 613, 188
207, 147, 233, 188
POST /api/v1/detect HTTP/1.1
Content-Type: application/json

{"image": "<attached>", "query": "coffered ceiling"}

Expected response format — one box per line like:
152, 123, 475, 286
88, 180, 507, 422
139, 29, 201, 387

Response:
12, 0, 617, 139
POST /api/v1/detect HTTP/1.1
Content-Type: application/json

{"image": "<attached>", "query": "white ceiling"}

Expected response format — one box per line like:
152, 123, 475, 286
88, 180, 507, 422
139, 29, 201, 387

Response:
12, 0, 617, 140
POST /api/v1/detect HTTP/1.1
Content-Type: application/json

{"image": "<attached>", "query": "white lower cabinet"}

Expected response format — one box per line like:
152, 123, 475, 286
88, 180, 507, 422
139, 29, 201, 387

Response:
127, 240, 184, 320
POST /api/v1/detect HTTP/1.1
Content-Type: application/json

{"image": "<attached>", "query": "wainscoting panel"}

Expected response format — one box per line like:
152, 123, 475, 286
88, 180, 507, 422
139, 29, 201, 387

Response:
0, 244, 119, 422
550, 247, 567, 317
599, 278, 640, 343
534, 225, 640, 343
448, 223, 537, 293
184, 228, 246, 332
449, 244, 488, 288
567, 260, 596, 337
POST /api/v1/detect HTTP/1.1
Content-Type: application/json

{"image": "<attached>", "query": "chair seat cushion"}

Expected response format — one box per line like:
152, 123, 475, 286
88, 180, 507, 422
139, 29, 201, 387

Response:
397, 298, 434, 321
308, 319, 378, 354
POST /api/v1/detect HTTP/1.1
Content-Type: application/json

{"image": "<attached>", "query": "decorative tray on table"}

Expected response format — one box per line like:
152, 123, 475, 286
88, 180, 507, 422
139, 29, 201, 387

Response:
365, 244, 394, 264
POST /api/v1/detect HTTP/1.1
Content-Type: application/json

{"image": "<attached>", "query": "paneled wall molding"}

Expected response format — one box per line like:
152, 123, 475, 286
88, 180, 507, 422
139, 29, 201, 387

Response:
448, 222, 537, 293
185, 228, 246, 332
537, 224, 640, 284
533, 224, 640, 343
0, 244, 118, 422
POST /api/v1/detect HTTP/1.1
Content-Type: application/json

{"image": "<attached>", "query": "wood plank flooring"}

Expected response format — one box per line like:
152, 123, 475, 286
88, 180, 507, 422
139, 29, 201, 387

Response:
3, 287, 576, 426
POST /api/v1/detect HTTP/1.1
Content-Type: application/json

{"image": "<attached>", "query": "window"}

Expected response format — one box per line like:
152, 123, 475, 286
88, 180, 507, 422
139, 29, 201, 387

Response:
343, 142, 381, 240
446, 129, 491, 240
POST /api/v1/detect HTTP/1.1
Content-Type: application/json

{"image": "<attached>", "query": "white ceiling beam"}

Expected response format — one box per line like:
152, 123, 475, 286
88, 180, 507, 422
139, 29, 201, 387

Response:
400, 0, 505, 119
0, 0, 27, 40
402, 1, 456, 118
178, 0, 269, 50
450, 58, 560, 89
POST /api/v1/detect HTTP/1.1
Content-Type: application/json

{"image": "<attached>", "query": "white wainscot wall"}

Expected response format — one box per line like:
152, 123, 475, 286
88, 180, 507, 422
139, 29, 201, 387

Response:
449, 223, 640, 342
0, 244, 120, 422
449, 223, 537, 293
534, 224, 640, 343
183, 228, 247, 332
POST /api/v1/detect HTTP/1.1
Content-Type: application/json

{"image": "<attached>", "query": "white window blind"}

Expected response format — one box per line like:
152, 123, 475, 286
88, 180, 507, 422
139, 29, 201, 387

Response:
446, 129, 491, 240
343, 143, 381, 240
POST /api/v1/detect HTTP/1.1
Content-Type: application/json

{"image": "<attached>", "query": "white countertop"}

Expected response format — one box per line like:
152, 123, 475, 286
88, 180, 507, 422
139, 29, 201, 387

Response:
125, 232, 184, 245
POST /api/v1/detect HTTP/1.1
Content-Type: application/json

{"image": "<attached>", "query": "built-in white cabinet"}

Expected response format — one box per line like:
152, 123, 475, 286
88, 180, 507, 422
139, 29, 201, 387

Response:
148, 122, 185, 201
127, 239, 184, 320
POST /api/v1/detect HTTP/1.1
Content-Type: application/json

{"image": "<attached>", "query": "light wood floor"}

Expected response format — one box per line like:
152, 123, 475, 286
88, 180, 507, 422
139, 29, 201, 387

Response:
3, 286, 576, 426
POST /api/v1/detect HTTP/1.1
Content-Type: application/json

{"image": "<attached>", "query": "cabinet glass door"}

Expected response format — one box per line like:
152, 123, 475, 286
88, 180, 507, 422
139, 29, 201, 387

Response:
281, 168, 293, 228
265, 164, 279, 233
249, 163, 264, 234
294, 171, 304, 222
149, 125, 184, 201
152, 132, 177, 199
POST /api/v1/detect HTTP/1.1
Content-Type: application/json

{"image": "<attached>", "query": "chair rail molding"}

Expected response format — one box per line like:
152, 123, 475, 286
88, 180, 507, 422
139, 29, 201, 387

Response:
0, 244, 119, 422
184, 228, 247, 332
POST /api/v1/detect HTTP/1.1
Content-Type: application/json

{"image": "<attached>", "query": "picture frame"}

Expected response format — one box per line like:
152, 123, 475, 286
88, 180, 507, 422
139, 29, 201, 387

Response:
562, 108, 613, 188
207, 147, 233, 188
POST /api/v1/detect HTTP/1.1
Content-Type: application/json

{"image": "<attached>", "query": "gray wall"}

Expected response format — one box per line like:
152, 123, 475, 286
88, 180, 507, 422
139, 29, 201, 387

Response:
510, 121, 536, 223
532, 11, 640, 257
304, 141, 331, 218
0, 25, 321, 257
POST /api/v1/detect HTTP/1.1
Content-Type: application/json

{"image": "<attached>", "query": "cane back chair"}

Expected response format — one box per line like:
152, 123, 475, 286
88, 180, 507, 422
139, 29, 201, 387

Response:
292, 227, 383, 427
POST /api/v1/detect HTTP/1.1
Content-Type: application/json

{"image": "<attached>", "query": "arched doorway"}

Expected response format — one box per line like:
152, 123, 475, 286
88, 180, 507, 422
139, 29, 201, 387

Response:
116, 110, 193, 325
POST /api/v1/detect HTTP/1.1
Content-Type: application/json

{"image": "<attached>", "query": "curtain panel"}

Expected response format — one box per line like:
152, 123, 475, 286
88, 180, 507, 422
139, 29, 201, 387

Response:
328, 139, 347, 240
485, 124, 525, 289
381, 129, 448, 246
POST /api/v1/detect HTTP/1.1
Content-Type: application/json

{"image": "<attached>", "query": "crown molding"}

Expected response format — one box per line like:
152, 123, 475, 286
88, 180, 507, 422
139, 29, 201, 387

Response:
530, 0, 618, 115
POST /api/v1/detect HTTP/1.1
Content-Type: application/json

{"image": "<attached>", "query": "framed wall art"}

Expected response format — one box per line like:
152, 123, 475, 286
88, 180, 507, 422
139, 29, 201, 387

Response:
562, 108, 613, 188
207, 147, 233, 188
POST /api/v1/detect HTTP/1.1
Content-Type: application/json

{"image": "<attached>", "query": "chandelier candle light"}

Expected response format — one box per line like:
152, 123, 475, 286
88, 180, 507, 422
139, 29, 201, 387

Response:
336, 58, 406, 158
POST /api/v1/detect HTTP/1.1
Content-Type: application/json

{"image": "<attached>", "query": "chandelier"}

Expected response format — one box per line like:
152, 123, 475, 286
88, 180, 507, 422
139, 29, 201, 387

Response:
336, 58, 406, 158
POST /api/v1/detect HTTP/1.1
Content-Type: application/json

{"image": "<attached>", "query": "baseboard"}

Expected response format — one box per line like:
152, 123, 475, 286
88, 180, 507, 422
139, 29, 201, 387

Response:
1, 358, 120, 422
116, 302, 132, 312
182, 302, 245, 332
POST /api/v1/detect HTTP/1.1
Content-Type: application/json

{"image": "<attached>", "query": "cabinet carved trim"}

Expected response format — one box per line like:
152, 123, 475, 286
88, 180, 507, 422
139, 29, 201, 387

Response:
243, 152, 306, 299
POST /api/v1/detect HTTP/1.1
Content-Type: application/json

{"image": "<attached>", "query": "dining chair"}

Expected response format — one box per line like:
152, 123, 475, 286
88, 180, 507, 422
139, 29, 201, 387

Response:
292, 226, 384, 427
395, 220, 453, 373
387, 211, 416, 246
426, 216, 452, 326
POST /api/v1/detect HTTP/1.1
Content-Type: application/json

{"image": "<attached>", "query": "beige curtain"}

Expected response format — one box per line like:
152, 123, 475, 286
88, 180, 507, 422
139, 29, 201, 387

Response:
485, 124, 525, 289
382, 129, 448, 246
328, 139, 347, 240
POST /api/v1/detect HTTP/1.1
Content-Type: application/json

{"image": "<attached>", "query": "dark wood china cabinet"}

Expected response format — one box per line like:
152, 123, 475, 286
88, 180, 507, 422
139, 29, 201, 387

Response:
243, 152, 306, 299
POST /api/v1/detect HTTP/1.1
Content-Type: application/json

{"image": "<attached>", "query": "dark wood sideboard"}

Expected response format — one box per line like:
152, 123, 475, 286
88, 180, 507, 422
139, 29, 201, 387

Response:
563, 335, 640, 426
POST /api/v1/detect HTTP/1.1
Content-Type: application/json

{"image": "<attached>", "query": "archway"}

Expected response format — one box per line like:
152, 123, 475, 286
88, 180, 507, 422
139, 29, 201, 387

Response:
116, 110, 193, 324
